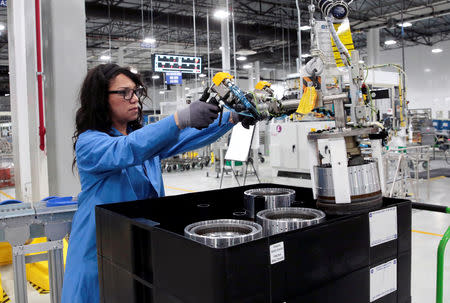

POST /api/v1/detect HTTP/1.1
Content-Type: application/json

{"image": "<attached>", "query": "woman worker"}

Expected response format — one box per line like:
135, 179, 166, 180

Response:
62, 64, 254, 302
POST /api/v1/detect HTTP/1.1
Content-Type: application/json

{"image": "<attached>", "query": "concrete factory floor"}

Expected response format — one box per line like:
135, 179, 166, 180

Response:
0, 160, 448, 302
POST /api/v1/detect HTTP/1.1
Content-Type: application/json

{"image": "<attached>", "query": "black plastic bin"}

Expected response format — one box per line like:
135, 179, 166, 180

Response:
96, 183, 411, 303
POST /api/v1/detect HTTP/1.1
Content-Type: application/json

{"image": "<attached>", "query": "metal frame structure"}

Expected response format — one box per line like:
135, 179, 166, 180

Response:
0, 201, 77, 303
383, 145, 431, 202
0, 0, 448, 91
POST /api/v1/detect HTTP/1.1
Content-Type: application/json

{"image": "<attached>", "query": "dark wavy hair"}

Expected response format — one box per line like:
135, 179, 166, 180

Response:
72, 64, 147, 169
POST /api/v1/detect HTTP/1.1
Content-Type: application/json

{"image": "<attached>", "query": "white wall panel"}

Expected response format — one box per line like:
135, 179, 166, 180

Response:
378, 40, 450, 118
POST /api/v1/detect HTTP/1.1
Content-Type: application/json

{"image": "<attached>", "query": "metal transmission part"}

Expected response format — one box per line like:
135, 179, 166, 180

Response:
256, 207, 326, 236
314, 161, 383, 215
184, 219, 262, 248
244, 188, 296, 218
316, 0, 349, 20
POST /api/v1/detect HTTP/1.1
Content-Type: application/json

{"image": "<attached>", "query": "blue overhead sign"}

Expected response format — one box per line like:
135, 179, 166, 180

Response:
155, 54, 201, 74
0, 0, 7, 7
165, 72, 182, 85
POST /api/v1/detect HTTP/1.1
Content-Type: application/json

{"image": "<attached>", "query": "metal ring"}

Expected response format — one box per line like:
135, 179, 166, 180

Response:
257, 207, 326, 236
244, 187, 295, 198
244, 188, 296, 218
184, 219, 262, 248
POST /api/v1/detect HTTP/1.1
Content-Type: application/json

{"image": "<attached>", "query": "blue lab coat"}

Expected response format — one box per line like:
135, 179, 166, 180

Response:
61, 113, 234, 302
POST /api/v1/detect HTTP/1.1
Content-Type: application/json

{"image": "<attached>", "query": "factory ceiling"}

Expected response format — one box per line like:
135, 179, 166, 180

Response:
0, 0, 450, 88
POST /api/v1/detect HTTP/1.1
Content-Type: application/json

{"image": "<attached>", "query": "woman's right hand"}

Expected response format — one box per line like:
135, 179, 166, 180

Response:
175, 101, 220, 130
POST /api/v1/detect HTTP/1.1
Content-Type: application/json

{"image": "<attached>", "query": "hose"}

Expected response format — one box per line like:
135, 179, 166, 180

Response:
412, 202, 450, 214
363, 63, 408, 128
326, 16, 351, 66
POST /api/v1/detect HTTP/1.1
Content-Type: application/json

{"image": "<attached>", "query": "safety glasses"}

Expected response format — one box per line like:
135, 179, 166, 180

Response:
108, 87, 144, 101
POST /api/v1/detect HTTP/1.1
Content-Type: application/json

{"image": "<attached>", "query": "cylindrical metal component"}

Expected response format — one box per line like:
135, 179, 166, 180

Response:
315, 161, 381, 201
257, 207, 326, 236
244, 188, 296, 218
322, 93, 348, 102
279, 99, 304, 110
314, 161, 383, 214
184, 219, 262, 248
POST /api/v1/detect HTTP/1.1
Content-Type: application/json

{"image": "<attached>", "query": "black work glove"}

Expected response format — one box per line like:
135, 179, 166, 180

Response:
231, 111, 257, 129
176, 101, 220, 130
199, 87, 210, 102
199, 86, 220, 106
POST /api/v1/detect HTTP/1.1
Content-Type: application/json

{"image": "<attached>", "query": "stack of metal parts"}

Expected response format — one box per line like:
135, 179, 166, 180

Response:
257, 207, 326, 236
308, 95, 384, 215
185, 188, 326, 248
243, 188, 296, 218
315, 161, 382, 211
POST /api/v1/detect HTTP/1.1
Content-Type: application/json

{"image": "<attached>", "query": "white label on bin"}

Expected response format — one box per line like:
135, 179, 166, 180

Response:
270, 242, 285, 264
370, 259, 397, 302
369, 207, 397, 247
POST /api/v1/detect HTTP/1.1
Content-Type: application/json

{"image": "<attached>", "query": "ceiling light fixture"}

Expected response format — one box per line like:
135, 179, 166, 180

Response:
100, 55, 111, 61
143, 37, 156, 44
185, 87, 190, 90
358, 60, 364, 64
384, 40, 397, 45
236, 49, 257, 56
431, 48, 443, 53
199, 73, 206, 78
243, 64, 252, 69
424, 68, 431, 72
398, 22, 412, 27
300, 25, 311, 31
214, 9, 229, 19
152, 75, 160, 79
159, 91, 165, 95
237, 56, 247, 61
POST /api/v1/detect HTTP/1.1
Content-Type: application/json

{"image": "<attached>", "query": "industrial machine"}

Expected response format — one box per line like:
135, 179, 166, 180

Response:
206, 72, 299, 123
200, 0, 406, 215
307, 120, 384, 214
269, 120, 335, 184
304, 1, 388, 214
205, 68, 385, 216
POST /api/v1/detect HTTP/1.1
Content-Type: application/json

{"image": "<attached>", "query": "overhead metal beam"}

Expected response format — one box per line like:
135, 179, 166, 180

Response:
85, 2, 299, 42
351, 1, 450, 30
